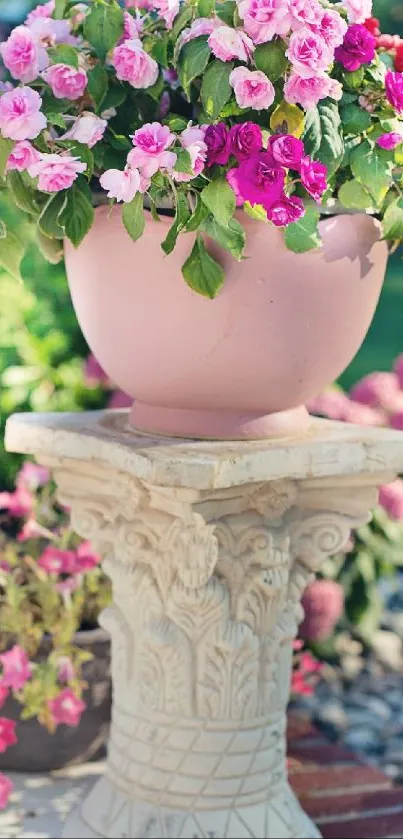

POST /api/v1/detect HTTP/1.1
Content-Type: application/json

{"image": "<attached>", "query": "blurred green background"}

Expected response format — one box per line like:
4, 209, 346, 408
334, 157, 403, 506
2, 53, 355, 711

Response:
0, 0, 402, 488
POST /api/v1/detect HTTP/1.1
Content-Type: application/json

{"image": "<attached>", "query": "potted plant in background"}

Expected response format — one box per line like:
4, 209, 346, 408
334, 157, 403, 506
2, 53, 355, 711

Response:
0, 459, 111, 805
0, 0, 402, 439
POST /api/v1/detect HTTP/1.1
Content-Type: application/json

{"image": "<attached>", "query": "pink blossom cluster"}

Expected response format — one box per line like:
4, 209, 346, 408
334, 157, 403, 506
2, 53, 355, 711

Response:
307, 355, 403, 521
200, 124, 328, 226
0, 4, 77, 86
291, 642, 322, 697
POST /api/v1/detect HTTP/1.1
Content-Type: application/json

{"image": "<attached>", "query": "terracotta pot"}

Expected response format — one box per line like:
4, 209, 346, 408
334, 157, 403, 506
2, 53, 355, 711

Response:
65, 207, 388, 440
0, 628, 111, 773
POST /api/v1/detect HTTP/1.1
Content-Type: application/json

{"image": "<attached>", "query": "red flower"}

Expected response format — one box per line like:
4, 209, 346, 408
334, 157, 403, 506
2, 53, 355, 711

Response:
395, 41, 403, 73
0, 718, 17, 754
363, 17, 380, 37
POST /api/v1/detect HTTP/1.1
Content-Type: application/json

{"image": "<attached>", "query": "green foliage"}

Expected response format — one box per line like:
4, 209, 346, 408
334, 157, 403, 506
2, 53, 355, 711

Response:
284, 206, 321, 253
182, 235, 224, 298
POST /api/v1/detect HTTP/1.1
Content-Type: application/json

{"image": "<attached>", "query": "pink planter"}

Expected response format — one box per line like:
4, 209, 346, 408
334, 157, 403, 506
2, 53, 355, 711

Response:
65, 207, 388, 440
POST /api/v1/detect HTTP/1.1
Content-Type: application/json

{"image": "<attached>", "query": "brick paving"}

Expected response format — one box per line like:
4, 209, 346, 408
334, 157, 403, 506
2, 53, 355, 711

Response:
288, 713, 403, 839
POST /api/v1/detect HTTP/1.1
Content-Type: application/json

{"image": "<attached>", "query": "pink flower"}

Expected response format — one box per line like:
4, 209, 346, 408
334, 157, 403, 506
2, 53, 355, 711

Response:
122, 11, 143, 41
237, 0, 292, 45
112, 39, 159, 88
284, 72, 342, 109
100, 166, 142, 203
229, 122, 263, 161
229, 66, 275, 110
314, 10, 347, 49
286, 29, 332, 78
6, 140, 40, 173
385, 71, 403, 116
108, 389, 132, 409
300, 155, 328, 201
394, 355, 403, 388
178, 18, 220, 51
344, 0, 373, 25
227, 152, 285, 209
268, 134, 304, 169
208, 26, 254, 62
84, 354, 110, 386
17, 461, 50, 491
342, 401, 385, 426
174, 124, 207, 182
17, 519, 53, 542
74, 541, 101, 572
335, 24, 375, 71
0, 26, 43, 84
0, 86, 46, 141
0, 486, 33, 518
300, 580, 344, 642
350, 372, 400, 410
29, 16, 77, 49
38, 547, 76, 575
42, 63, 87, 100
390, 411, 403, 431
56, 577, 80, 594
205, 123, 231, 165
0, 646, 31, 691
57, 657, 75, 684
25, 1, 55, 25
48, 688, 86, 727
267, 194, 305, 226
376, 132, 403, 150
307, 390, 351, 420
29, 153, 87, 192
153, 0, 180, 29
61, 113, 107, 148
0, 719, 17, 754
379, 480, 403, 520
289, 0, 323, 31
128, 122, 176, 177
0, 687, 8, 711
0, 773, 13, 811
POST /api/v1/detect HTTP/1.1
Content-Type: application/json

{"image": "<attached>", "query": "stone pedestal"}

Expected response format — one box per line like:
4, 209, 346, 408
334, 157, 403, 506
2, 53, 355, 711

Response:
6, 411, 403, 839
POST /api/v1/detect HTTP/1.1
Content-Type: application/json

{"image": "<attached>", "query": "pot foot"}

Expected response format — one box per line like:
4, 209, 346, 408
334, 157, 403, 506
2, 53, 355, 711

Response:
61, 777, 322, 839
129, 403, 312, 441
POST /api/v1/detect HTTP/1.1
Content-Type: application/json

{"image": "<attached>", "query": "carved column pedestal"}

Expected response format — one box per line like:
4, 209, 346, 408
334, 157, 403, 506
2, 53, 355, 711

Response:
6, 411, 403, 839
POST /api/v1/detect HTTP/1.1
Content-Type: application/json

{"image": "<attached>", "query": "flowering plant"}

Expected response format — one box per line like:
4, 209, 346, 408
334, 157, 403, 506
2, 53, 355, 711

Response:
0, 0, 402, 298
0, 459, 111, 809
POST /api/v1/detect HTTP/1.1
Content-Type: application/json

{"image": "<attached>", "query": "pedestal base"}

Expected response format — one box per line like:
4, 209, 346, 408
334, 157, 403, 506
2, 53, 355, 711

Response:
62, 777, 321, 839
129, 402, 312, 441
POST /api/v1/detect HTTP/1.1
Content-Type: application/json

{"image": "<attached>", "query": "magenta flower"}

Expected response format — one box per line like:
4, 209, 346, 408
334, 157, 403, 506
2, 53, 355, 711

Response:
38, 547, 76, 575
229, 66, 275, 110
267, 194, 305, 226
0, 719, 17, 754
300, 155, 328, 201
48, 689, 86, 727
0, 86, 46, 141
17, 461, 50, 491
379, 480, 403, 521
74, 541, 101, 572
205, 123, 231, 166
208, 26, 254, 62
0, 646, 31, 692
112, 39, 158, 89
350, 372, 400, 410
0, 773, 13, 811
268, 134, 304, 170
385, 71, 403, 115
0, 486, 33, 518
29, 153, 87, 192
0, 687, 8, 711
335, 24, 376, 72
229, 123, 262, 161
376, 132, 403, 150
226, 152, 285, 210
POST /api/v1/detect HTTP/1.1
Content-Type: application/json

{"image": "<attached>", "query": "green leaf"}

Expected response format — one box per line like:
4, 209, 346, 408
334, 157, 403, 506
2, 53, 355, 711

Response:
201, 214, 245, 260
201, 176, 235, 227
174, 148, 194, 175
216, 0, 236, 25
37, 230, 64, 264
0, 137, 15, 179
219, 100, 245, 117
101, 82, 127, 112
60, 179, 94, 247
150, 34, 169, 68
254, 39, 288, 82
171, 5, 193, 41
178, 36, 211, 96
54, 0, 67, 17
7, 171, 41, 216
84, 0, 124, 62
198, 0, 215, 15
145, 73, 164, 102
243, 201, 267, 222
39, 191, 68, 239
343, 67, 365, 89
350, 140, 394, 204
48, 44, 79, 68
182, 235, 224, 298
338, 180, 374, 211
166, 115, 188, 132
341, 103, 372, 135
185, 195, 209, 232
47, 112, 67, 129
0, 219, 6, 239
284, 206, 321, 254
302, 99, 344, 177
201, 59, 233, 120
122, 192, 145, 243
87, 64, 108, 111
161, 193, 190, 255
0, 226, 25, 281
382, 197, 403, 240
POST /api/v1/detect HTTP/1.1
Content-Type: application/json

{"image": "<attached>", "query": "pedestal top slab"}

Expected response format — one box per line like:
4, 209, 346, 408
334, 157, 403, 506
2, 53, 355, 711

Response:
6, 410, 403, 490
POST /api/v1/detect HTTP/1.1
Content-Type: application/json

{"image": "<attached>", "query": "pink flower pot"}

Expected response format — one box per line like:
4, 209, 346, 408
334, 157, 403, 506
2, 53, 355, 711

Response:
65, 207, 388, 440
